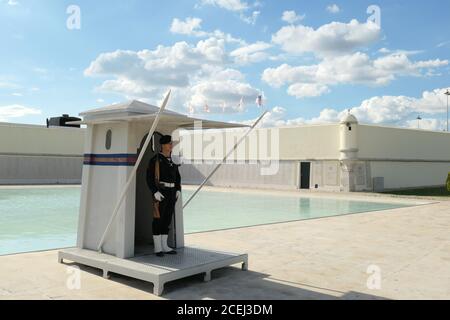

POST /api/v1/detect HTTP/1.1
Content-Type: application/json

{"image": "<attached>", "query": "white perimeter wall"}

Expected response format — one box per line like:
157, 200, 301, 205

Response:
180, 124, 341, 161
0, 123, 85, 184
358, 125, 450, 161
279, 124, 340, 160
2, 121, 449, 190
0, 122, 84, 155
371, 161, 449, 190
358, 125, 450, 189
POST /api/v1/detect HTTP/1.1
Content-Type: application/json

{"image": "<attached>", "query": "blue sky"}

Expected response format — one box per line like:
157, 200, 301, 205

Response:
1, 0, 449, 130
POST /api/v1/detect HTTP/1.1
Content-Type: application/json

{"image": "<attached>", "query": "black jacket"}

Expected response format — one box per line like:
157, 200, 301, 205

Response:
146, 153, 181, 194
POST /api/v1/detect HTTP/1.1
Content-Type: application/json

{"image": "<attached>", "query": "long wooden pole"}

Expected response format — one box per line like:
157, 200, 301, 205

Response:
97, 90, 171, 252
183, 110, 268, 210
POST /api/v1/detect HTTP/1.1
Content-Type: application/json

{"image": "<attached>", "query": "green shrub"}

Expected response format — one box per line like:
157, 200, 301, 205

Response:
447, 173, 450, 192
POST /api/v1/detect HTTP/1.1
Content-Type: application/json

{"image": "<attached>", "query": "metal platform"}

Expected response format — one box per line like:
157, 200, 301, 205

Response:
58, 246, 248, 295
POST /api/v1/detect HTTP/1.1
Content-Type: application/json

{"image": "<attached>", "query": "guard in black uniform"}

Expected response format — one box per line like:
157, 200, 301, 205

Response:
146, 135, 181, 257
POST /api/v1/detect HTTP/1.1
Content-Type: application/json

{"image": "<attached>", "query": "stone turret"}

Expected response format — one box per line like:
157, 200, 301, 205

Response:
339, 112, 359, 160
339, 112, 359, 192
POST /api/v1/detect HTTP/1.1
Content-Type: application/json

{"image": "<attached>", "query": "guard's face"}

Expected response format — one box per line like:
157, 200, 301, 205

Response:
161, 142, 173, 153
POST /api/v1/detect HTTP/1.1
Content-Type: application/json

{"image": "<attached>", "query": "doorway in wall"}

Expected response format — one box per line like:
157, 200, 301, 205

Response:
134, 131, 162, 253
300, 162, 311, 189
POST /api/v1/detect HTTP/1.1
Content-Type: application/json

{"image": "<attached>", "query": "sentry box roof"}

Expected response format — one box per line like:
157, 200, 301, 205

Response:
68, 99, 248, 130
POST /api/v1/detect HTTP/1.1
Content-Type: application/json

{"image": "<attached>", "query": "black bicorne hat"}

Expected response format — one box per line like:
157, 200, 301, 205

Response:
159, 135, 172, 145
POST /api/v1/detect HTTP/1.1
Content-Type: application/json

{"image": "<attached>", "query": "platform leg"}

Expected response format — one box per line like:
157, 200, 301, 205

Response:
154, 282, 164, 296
103, 270, 110, 279
58, 257, 63, 264
242, 259, 248, 271
204, 271, 211, 282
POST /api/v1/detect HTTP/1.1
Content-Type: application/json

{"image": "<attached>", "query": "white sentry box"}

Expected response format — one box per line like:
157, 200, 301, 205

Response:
58, 100, 248, 295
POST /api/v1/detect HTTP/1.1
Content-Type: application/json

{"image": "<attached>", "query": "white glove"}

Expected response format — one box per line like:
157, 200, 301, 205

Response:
176, 190, 181, 200
154, 191, 165, 202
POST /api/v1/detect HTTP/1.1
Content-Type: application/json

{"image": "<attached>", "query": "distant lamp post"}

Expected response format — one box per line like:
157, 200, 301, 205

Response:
416, 115, 422, 129
445, 89, 450, 132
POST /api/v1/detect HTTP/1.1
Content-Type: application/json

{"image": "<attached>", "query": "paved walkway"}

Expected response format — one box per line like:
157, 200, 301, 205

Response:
0, 189, 449, 300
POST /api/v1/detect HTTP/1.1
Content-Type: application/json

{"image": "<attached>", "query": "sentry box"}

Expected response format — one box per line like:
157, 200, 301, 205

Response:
58, 98, 249, 295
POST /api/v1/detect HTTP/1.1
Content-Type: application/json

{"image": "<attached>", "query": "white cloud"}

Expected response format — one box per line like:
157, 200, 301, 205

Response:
169, 17, 245, 44
169, 21, 274, 64
350, 96, 415, 123
287, 83, 330, 98
240, 106, 342, 128
0, 104, 41, 122
378, 48, 424, 56
0, 81, 19, 89
285, 108, 340, 125
85, 38, 260, 114
240, 10, 260, 25
373, 54, 446, 73
6, 0, 19, 6
230, 41, 272, 64
240, 106, 290, 127
404, 88, 450, 115
326, 4, 340, 14
281, 10, 305, 24
188, 69, 260, 113
405, 118, 446, 131
307, 108, 341, 124
347, 89, 450, 127
265, 17, 447, 98
170, 17, 204, 36
262, 63, 315, 88
241, 88, 450, 131
272, 19, 380, 57
262, 52, 448, 98
198, 0, 260, 25
85, 38, 228, 89
209, 29, 246, 44
437, 40, 450, 48
199, 0, 249, 11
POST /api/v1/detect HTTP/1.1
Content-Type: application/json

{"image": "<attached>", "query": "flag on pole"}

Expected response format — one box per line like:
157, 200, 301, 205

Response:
204, 101, 210, 113
188, 103, 194, 114
238, 97, 244, 112
255, 94, 263, 107
221, 101, 226, 113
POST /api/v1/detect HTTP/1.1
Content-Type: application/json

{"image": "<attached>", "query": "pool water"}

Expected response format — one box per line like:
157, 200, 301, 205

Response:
0, 188, 79, 256
0, 187, 409, 255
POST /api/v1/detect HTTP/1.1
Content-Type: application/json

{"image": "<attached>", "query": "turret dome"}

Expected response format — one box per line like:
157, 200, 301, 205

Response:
340, 113, 358, 125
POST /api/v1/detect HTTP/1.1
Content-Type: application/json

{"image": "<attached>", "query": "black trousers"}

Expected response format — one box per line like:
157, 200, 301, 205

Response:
152, 188, 176, 235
